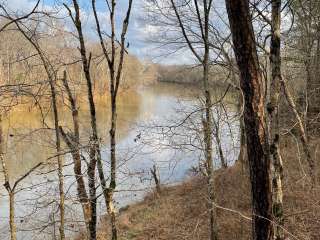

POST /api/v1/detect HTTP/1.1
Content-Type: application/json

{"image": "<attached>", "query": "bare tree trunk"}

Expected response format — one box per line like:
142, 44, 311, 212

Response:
268, 1, 284, 239
8, 191, 16, 240
169, 0, 218, 238
12, 26, 66, 239
67, 1, 124, 238
202, 1, 218, 239
235, 79, 247, 171
225, 1, 273, 240
203, 78, 218, 240
108, 93, 118, 240
238, 104, 247, 171
91, 1, 133, 239
12, 20, 66, 239
150, 164, 161, 194
48, 69, 65, 240
212, 117, 227, 168
203, 105, 218, 240
0, 116, 16, 240
1, 117, 18, 240
1, 114, 43, 240
60, 71, 91, 238
65, 2, 99, 238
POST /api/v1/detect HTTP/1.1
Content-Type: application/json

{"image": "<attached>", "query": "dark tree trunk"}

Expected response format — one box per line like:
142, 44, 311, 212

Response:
70, 1, 99, 239
225, 1, 273, 240
150, 165, 161, 194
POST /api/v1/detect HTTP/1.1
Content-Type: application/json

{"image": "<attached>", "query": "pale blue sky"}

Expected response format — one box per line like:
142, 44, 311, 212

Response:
2, 0, 200, 64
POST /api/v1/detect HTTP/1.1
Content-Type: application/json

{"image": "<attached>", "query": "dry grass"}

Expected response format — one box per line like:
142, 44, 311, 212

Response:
76, 137, 320, 240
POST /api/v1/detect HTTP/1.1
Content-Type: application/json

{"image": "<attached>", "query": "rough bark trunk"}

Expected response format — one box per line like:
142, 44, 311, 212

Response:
225, 1, 273, 240
236, 81, 247, 171
268, 1, 284, 239
239, 115, 248, 175
70, 1, 99, 238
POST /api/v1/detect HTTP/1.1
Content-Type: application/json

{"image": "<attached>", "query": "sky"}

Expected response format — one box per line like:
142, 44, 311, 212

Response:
2, 0, 195, 65
2, 0, 293, 65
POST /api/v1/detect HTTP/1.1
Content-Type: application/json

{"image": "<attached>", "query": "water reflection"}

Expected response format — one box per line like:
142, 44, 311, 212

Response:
0, 90, 142, 179
0, 83, 239, 239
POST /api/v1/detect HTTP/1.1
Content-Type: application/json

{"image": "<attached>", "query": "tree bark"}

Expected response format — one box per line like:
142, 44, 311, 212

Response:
9, 192, 17, 240
92, 1, 133, 239
212, 117, 227, 169
60, 71, 91, 238
69, 1, 99, 238
150, 164, 161, 194
268, 1, 284, 239
202, 1, 218, 239
225, 1, 273, 240
0, 115, 17, 240
238, 94, 247, 171
9, 191, 16, 240
48, 68, 65, 240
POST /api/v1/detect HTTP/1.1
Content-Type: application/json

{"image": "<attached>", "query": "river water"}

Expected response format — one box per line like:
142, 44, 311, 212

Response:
0, 83, 239, 239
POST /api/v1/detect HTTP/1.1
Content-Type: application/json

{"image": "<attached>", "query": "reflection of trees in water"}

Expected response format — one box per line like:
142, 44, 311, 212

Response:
1, 90, 142, 179
133, 88, 239, 186
0, 90, 142, 239
0, 84, 238, 239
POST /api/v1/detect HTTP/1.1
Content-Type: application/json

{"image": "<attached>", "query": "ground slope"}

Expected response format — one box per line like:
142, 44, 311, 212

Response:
78, 137, 320, 240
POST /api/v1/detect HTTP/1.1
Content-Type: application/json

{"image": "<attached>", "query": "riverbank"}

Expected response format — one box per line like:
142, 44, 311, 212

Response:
75, 137, 320, 240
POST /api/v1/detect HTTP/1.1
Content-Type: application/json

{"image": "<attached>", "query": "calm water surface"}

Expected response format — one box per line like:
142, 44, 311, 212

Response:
0, 83, 239, 239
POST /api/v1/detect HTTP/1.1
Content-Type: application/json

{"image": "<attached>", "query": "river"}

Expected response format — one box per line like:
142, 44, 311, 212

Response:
0, 82, 239, 239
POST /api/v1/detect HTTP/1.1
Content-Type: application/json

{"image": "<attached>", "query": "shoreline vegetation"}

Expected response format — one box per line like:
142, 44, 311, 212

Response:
80, 137, 319, 240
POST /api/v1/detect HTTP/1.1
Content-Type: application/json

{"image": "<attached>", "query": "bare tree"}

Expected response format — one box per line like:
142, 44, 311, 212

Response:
268, 1, 284, 239
64, 1, 100, 238
150, 164, 161, 194
225, 1, 273, 240
92, 1, 133, 239
160, 1, 219, 239
290, 0, 320, 135
282, 0, 318, 185
0, 114, 43, 240
0, 4, 68, 239
59, 71, 92, 237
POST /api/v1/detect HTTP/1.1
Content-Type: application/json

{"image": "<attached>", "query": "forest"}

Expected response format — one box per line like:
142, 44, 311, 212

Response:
0, 0, 319, 240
